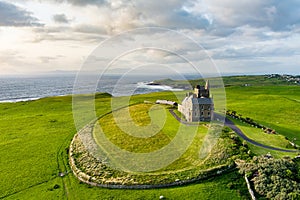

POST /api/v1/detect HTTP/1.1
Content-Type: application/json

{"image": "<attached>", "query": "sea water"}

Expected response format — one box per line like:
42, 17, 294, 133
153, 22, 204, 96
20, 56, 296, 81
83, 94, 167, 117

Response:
0, 74, 189, 103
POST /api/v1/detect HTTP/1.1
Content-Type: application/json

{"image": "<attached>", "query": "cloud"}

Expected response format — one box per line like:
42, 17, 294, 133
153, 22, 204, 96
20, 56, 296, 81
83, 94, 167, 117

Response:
21, 0, 212, 32
39, 55, 64, 63
0, 1, 42, 27
32, 25, 107, 43
58, 0, 106, 6
129, 0, 212, 30
1, 0, 300, 75
184, 0, 300, 32
9, 0, 300, 32
53, 14, 71, 23
17, 0, 107, 6
271, 0, 300, 31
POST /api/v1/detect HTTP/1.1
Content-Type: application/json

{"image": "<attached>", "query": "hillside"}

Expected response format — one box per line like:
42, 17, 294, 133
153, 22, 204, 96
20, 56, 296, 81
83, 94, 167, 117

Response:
0, 92, 249, 199
153, 74, 300, 89
0, 75, 299, 199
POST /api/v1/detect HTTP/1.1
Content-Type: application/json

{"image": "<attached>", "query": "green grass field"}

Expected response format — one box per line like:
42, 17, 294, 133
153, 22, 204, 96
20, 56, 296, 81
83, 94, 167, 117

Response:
154, 75, 298, 88
71, 102, 250, 186
226, 85, 300, 146
0, 77, 298, 199
0, 92, 248, 199
229, 117, 291, 149
228, 117, 298, 158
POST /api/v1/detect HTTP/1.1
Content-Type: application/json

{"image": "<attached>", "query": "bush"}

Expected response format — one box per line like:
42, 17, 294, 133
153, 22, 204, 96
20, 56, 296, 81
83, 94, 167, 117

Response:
237, 156, 300, 199
53, 184, 60, 189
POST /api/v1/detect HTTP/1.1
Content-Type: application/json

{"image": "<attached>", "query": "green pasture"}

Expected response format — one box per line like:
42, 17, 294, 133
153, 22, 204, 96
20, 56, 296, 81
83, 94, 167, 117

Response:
228, 117, 298, 158
0, 76, 298, 199
226, 86, 300, 146
79, 102, 247, 185
229, 117, 291, 150
0, 92, 247, 199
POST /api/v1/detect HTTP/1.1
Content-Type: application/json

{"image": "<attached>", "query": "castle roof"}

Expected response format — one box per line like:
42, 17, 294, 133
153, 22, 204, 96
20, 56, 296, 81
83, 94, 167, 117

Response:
182, 95, 213, 105
191, 97, 213, 105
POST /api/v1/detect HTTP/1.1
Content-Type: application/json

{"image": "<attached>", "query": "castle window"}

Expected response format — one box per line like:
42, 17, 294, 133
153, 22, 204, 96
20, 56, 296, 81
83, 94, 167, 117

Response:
201, 112, 204, 116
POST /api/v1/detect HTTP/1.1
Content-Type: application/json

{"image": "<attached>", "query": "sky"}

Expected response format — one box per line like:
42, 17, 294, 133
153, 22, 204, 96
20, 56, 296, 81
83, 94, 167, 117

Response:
0, 0, 300, 76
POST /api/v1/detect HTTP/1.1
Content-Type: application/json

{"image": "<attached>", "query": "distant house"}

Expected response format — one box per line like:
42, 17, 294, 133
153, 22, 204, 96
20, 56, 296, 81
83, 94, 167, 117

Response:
156, 100, 177, 106
178, 81, 214, 122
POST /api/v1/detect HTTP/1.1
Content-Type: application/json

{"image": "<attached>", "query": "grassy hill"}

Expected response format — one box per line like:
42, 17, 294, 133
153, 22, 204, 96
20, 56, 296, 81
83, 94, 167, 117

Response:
226, 85, 300, 147
0, 92, 249, 199
0, 75, 299, 199
153, 74, 299, 89
70, 102, 251, 187
154, 75, 300, 148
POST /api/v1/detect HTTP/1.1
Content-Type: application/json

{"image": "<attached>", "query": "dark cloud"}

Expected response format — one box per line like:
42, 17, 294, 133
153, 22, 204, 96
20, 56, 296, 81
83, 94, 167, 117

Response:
0, 1, 42, 27
180, 0, 300, 40
53, 14, 71, 23
271, 0, 300, 31
130, 0, 212, 30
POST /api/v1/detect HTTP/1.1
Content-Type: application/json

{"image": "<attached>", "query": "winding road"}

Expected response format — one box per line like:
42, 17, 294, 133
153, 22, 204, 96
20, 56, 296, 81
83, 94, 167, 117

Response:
169, 110, 299, 153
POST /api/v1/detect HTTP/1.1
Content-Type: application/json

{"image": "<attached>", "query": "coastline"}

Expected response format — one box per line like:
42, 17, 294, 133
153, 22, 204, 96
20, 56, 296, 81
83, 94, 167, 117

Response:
0, 81, 183, 104
0, 97, 42, 103
0, 94, 72, 104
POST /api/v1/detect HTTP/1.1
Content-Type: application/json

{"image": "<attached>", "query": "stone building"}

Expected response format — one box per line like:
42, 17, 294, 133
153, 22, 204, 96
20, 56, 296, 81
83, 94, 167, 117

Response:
178, 81, 214, 122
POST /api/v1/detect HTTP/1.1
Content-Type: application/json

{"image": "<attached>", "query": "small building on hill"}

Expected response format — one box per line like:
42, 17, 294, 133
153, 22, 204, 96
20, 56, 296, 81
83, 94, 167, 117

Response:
156, 100, 177, 106
178, 81, 214, 122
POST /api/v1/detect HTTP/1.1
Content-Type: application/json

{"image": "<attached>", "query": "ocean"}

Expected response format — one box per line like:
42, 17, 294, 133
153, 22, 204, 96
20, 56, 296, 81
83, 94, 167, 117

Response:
0, 74, 189, 103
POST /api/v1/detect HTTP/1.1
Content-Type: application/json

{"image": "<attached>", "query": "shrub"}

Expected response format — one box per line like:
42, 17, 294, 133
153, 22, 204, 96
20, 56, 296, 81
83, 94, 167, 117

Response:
237, 156, 300, 199
53, 184, 60, 189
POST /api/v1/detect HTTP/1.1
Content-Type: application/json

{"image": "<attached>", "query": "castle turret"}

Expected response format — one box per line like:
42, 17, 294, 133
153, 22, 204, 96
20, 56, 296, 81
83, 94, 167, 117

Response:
194, 80, 210, 98
205, 80, 210, 97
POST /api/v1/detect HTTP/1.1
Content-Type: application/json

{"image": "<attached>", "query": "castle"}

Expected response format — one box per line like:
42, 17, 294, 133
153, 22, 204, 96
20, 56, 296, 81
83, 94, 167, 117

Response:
178, 81, 214, 122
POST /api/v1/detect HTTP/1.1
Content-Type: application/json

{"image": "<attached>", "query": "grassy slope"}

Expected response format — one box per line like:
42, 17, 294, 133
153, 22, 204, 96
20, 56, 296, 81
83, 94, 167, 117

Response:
1, 76, 298, 199
226, 85, 300, 146
0, 96, 75, 198
100, 104, 181, 153
4, 171, 246, 200
228, 117, 298, 158
229, 117, 291, 149
155, 75, 296, 88
0, 92, 247, 199
156, 75, 300, 149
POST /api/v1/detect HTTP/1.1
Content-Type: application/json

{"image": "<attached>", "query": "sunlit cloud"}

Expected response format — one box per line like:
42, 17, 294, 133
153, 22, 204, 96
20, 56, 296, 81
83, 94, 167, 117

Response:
0, 0, 299, 75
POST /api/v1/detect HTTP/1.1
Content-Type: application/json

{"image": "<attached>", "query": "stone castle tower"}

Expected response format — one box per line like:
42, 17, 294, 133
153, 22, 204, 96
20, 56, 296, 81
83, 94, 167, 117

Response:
194, 80, 210, 98
178, 80, 214, 122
